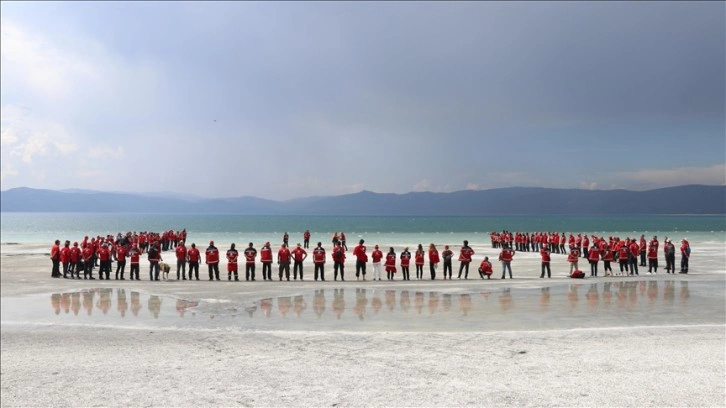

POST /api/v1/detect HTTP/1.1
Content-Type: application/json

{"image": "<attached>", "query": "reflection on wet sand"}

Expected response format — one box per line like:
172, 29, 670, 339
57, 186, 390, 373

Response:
44, 281, 700, 325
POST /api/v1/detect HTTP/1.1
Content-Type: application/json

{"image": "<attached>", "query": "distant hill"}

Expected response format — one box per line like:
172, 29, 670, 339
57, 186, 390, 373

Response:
1, 185, 724, 215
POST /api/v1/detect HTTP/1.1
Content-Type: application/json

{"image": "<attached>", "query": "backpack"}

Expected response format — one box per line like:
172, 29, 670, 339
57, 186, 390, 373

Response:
685, 246, 691, 255
667, 244, 675, 256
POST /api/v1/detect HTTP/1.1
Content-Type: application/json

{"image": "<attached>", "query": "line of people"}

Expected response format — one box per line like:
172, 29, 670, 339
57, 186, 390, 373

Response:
50, 232, 692, 283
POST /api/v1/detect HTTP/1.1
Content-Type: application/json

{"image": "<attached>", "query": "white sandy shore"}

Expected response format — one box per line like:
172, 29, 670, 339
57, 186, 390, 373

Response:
1, 243, 725, 407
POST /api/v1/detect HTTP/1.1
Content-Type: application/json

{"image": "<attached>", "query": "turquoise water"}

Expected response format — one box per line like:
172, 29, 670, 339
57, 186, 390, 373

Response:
1, 213, 724, 245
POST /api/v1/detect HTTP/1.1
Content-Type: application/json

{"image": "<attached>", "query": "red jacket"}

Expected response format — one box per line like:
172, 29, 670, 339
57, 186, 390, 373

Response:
479, 260, 493, 274
116, 246, 127, 262
260, 246, 273, 263
540, 249, 550, 263
588, 249, 600, 262
371, 249, 383, 263
244, 247, 257, 264
188, 247, 200, 263
51, 244, 60, 261
499, 249, 514, 262
458, 246, 474, 263
332, 246, 346, 263
428, 249, 440, 264
385, 253, 397, 270
176, 245, 187, 261
292, 247, 307, 262
129, 247, 141, 264
70, 246, 81, 263
400, 251, 411, 267
60, 246, 70, 263
353, 244, 367, 262
205, 246, 219, 264
312, 247, 326, 264
415, 250, 425, 266
278, 247, 291, 263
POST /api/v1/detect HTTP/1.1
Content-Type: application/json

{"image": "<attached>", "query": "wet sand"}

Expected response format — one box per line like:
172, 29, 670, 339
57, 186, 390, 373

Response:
1, 243, 725, 407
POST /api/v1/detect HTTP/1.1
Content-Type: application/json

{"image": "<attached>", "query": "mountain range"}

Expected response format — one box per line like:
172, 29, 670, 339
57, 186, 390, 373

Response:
1, 185, 724, 215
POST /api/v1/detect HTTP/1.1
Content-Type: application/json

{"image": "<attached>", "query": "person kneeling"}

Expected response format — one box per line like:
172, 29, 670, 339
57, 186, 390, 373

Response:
478, 257, 493, 279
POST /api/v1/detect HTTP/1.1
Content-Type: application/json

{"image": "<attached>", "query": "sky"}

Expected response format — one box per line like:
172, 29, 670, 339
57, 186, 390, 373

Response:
1, 1, 724, 200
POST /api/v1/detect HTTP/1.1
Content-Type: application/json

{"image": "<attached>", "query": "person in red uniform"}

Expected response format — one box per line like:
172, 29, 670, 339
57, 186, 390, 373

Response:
679, 239, 691, 274
332, 242, 345, 281
499, 245, 515, 279
602, 244, 614, 276
303, 230, 311, 249
82, 244, 95, 279
291, 243, 308, 280
50, 240, 61, 278
205, 241, 220, 281
428, 243, 440, 280
570, 269, 586, 279
98, 243, 111, 280
128, 245, 141, 280
312, 242, 326, 281
148, 243, 162, 281
244, 242, 257, 281
384, 247, 397, 280
352, 239, 368, 281
260, 242, 273, 281
400, 247, 411, 281
187, 243, 201, 280
226, 243, 239, 281
175, 241, 187, 280
478, 256, 493, 279
647, 241, 658, 274
278, 243, 291, 281
371, 244, 383, 281
457, 240, 474, 279
639, 235, 648, 267
414, 244, 425, 280
588, 243, 600, 277
340, 232, 347, 250
441, 245, 453, 280
115, 243, 127, 280
70, 242, 82, 279
628, 239, 640, 276
540, 246, 551, 278
60, 240, 71, 279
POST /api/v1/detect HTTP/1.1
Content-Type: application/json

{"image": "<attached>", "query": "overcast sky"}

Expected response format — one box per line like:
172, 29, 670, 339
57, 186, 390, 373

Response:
1, 1, 724, 200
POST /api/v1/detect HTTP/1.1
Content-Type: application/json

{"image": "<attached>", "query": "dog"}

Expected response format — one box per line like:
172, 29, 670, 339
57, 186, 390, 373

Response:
159, 262, 171, 280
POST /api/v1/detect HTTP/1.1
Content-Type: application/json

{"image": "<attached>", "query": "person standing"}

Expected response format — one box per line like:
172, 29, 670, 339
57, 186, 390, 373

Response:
50, 240, 61, 278
303, 230, 311, 249
282, 232, 289, 247
70, 242, 82, 279
428, 243, 440, 280
244, 242, 257, 281
260, 242, 273, 281
441, 245, 453, 280
82, 244, 95, 279
205, 241, 220, 281
602, 244, 614, 276
332, 242, 345, 281
291, 243, 307, 280
370, 245, 383, 281
639, 235, 647, 267
457, 240, 474, 279
499, 245, 515, 279
540, 245, 551, 278
340, 232, 348, 250
588, 243, 600, 277
628, 239, 640, 276
60, 241, 71, 279
187, 243, 201, 280
414, 244, 425, 280
385, 248, 397, 280
679, 239, 691, 274
312, 242, 326, 281
128, 245, 141, 280
353, 239, 368, 281
115, 243, 127, 280
226, 243, 239, 281
278, 243, 291, 281
98, 243, 112, 280
400, 247, 411, 281
175, 241, 187, 280
148, 243, 161, 281
478, 256, 493, 279
647, 241, 658, 274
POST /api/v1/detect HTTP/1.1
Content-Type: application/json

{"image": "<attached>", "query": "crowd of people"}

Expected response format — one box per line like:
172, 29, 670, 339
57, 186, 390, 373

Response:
49, 229, 693, 283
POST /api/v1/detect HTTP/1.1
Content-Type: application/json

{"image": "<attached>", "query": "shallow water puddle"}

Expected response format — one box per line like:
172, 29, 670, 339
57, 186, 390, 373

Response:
2, 280, 723, 332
